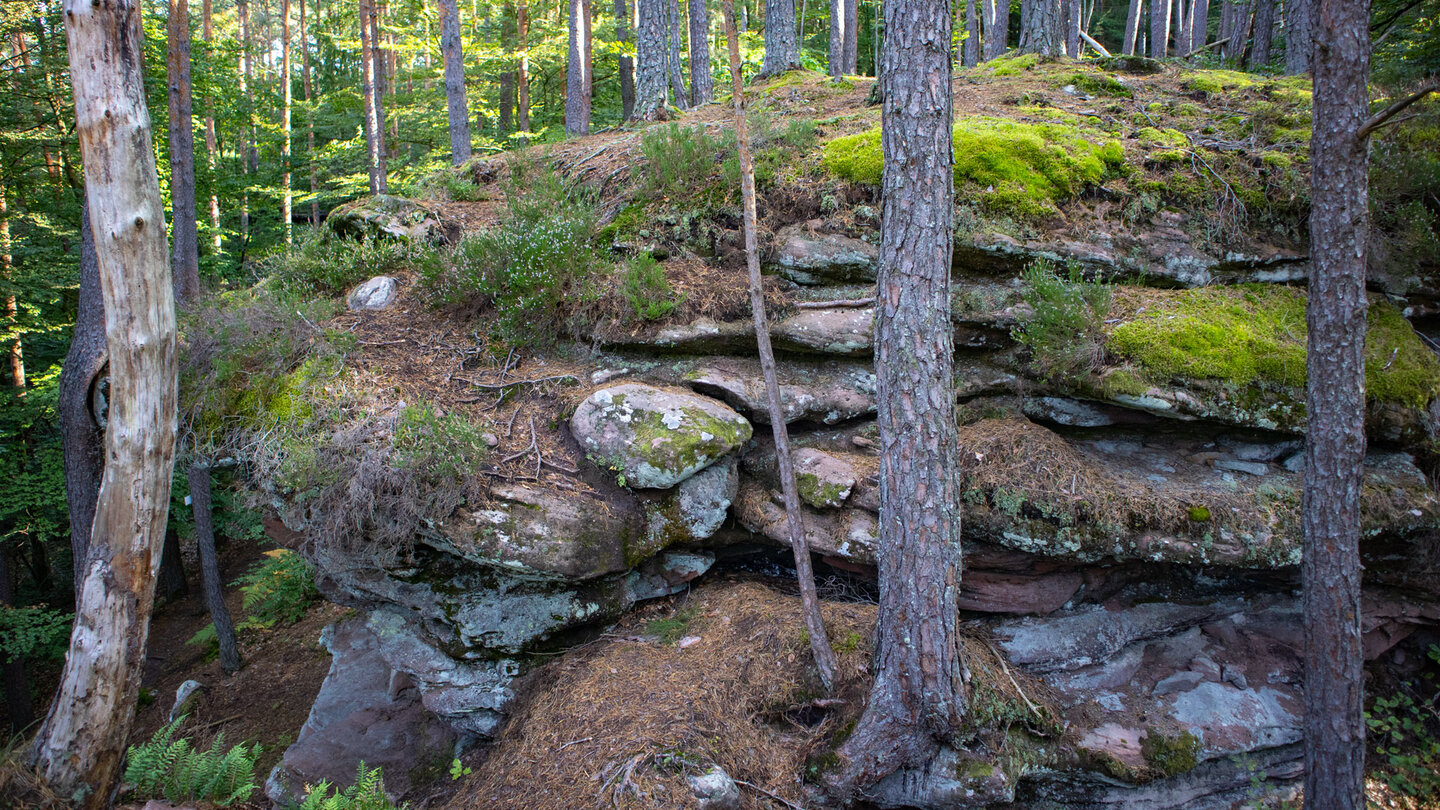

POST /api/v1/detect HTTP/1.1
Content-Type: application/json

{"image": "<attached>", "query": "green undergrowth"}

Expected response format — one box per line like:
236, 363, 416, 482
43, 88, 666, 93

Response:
261, 228, 443, 295
1013, 259, 1111, 383
823, 117, 1123, 218
1107, 285, 1440, 408
124, 717, 260, 806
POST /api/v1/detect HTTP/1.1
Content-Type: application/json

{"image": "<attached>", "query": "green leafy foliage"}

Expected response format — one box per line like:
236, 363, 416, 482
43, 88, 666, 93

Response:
1366, 645, 1440, 803
293, 763, 404, 810
1013, 260, 1112, 383
393, 403, 491, 481
0, 604, 72, 661
235, 550, 320, 630
261, 228, 443, 295
124, 718, 260, 806
620, 254, 684, 322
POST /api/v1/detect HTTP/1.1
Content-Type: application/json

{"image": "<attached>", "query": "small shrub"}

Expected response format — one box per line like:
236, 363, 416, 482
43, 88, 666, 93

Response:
639, 124, 734, 199
293, 762, 403, 810
235, 550, 320, 630
393, 403, 490, 481
1013, 260, 1112, 383
620, 254, 683, 322
124, 718, 260, 806
1366, 644, 1440, 803
261, 229, 441, 295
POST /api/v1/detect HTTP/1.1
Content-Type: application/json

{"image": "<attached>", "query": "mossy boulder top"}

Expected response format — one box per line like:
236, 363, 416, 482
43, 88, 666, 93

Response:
326, 194, 441, 241
571, 383, 753, 489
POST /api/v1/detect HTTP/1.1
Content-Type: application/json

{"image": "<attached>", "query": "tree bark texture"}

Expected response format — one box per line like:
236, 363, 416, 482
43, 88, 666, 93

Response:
187, 464, 239, 673
961, 0, 980, 65
499, 3, 516, 130
983, 0, 1005, 58
166, 0, 199, 303
1222, 1, 1251, 61
1020, 0, 1065, 54
1124, 0, 1143, 53
1065, 0, 1080, 57
359, 0, 388, 193
440, 0, 473, 160
1186, 0, 1207, 53
761, 0, 799, 75
1150, 0, 1170, 55
566, 0, 592, 133
636, 0, 667, 117
1248, 0, 1273, 66
1303, 0, 1370, 805
842, 0, 858, 71
1283, 0, 1308, 73
831, 0, 850, 75
301, 0, 318, 224
666, 0, 687, 108
1173, 0, 1189, 56
32, 0, 179, 804
830, 0, 967, 792
687, 0, 711, 104
60, 201, 105, 603
237, 0, 253, 238
615, 0, 636, 118
1, 181, 20, 391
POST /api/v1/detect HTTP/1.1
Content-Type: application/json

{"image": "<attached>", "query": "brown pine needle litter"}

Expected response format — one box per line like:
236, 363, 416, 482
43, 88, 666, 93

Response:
440, 578, 1058, 810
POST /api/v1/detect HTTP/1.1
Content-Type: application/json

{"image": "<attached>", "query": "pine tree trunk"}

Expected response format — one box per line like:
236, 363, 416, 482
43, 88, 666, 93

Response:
517, 0, 530, 131
666, 0, 687, 108
238, 0, 253, 239
1187, 0, 1207, 53
830, 0, 967, 792
961, 0, 979, 65
721, 0, 839, 694
60, 201, 105, 604
1173, 0, 1188, 56
499, 2, 516, 130
983, 0, 1005, 58
1248, 0, 1273, 66
566, 0, 592, 133
167, 0, 200, 302
615, 0, 636, 118
636, 0, 667, 117
30, 0, 179, 801
440, 0, 473, 160
1, 181, 20, 391
202, 0, 221, 250
761, 0, 799, 75
843, 0, 858, 71
1123, 0, 1142, 53
1149, 0, 1169, 54
281, 0, 292, 243
688, 0, 711, 103
1304, 0, 1369, 805
188, 464, 239, 674
1283, 0, 1307, 73
830, 0, 848, 75
1223, 1, 1251, 61
1019, 0, 1064, 54
301, 0, 318, 224
1065, 0, 1079, 55
1, 544, 34, 733
359, 0, 388, 193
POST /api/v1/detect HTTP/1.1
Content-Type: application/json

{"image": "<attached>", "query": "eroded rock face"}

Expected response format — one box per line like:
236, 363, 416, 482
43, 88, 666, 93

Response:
571, 383, 752, 489
265, 619, 457, 805
327, 195, 440, 241
769, 222, 878, 285
684, 358, 877, 425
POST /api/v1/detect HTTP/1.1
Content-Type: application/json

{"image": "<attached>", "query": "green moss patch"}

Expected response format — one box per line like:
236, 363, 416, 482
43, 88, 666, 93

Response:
1107, 286, 1440, 408
823, 117, 1124, 218
1182, 69, 1256, 95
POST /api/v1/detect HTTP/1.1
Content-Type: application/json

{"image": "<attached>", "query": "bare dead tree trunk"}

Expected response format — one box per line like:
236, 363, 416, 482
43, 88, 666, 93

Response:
30, 0, 179, 802
1283, 0, 1308, 73
636, 0, 667, 117
688, 0, 711, 103
167, 0, 200, 302
566, 0, 593, 133
187, 463, 239, 673
1149, 0, 1169, 54
829, 0, 967, 792
615, 0, 636, 118
60, 201, 105, 603
202, 0, 221, 251
982, 0, 1004, 58
1123, 0, 1142, 53
517, 0, 531, 131
761, 0, 799, 75
301, 0, 318, 224
440, 0, 474, 160
1304, 0, 1369, 805
281, 0, 292, 243
721, 0, 839, 696
1248, 0, 1273, 66
666, 0, 687, 108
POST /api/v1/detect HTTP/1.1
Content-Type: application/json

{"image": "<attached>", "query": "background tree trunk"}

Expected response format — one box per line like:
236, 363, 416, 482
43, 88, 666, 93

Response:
30, 0, 179, 802
60, 201, 105, 602
1, 181, 20, 392
636, 0, 667, 117
1019, 0, 1065, 54
301, 0, 318, 224
830, 0, 967, 792
688, 0, 711, 103
202, 0, 221, 250
167, 0, 199, 302
843, 0, 858, 71
1248, 0, 1273, 66
1172, 0, 1188, 56
237, 0, 253, 239
962, 0, 980, 65
1186, 0, 1207, 53
615, 0, 636, 118
281, 0, 292, 243
566, 0, 593, 133
666, 0, 688, 108
1283, 0, 1307, 73
359, 0, 388, 192
1149, 0, 1169, 55
1, 544, 35, 733
499, 3, 516, 131
1303, 0, 1370, 805
517, 0, 530, 130
831, 0, 849, 75
440, 0, 473, 159
1124, 0, 1142, 53
761, 0, 799, 74
1223, 1, 1251, 61
983, 0, 1005, 58
155, 527, 188, 601
187, 464, 239, 674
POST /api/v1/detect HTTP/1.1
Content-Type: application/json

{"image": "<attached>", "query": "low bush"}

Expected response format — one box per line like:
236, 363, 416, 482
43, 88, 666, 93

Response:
124, 718, 260, 806
293, 763, 403, 810
639, 124, 735, 200
260, 228, 442, 295
1366, 645, 1440, 804
1012, 260, 1112, 383
620, 254, 684, 322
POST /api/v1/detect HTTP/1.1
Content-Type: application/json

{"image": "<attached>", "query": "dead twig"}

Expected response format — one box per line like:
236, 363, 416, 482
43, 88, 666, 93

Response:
735, 779, 809, 810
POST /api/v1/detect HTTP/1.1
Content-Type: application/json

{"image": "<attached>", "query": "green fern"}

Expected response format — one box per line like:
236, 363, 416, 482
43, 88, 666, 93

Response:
294, 762, 404, 810
124, 717, 260, 806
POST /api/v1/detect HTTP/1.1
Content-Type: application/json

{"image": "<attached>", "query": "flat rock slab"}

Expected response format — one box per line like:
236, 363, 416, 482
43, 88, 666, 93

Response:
769, 222, 878, 285
684, 358, 877, 425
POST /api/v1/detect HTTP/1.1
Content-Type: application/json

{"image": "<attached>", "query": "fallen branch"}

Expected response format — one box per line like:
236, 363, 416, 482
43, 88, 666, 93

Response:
1079, 30, 1111, 57
735, 779, 809, 810
462, 373, 578, 390
794, 297, 875, 309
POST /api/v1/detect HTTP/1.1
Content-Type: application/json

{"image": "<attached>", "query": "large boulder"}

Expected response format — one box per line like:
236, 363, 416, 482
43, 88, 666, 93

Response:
571, 384, 752, 489
326, 195, 441, 241
769, 222, 878, 285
